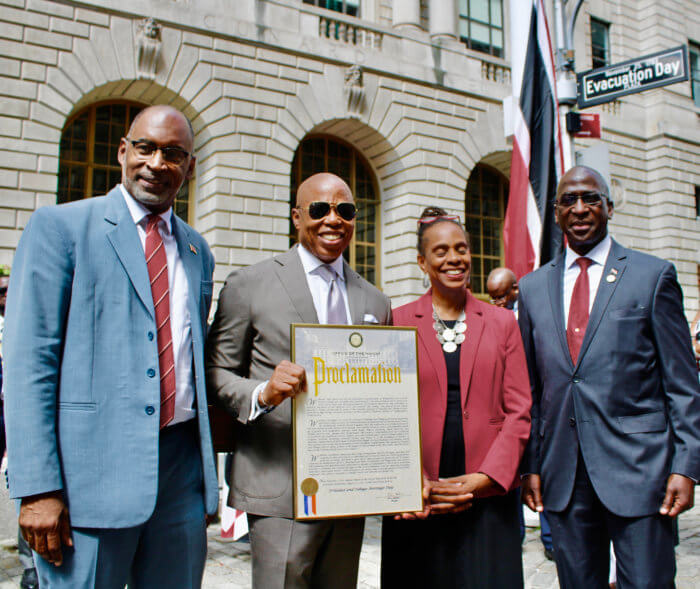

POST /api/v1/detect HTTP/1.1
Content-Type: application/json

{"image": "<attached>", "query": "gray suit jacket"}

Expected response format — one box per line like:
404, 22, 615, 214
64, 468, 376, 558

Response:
206, 246, 392, 517
518, 239, 700, 517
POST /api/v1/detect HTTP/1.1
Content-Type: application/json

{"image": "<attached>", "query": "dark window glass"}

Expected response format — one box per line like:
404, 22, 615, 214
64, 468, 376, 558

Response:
303, 0, 359, 17
459, 0, 504, 58
290, 136, 379, 286
690, 42, 700, 108
465, 164, 509, 296
591, 17, 610, 69
57, 102, 190, 222
695, 185, 700, 218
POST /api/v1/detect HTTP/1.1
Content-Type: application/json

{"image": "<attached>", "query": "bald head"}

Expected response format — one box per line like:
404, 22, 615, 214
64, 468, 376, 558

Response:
128, 105, 195, 145
486, 267, 518, 309
295, 173, 352, 207
557, 166, 609, 201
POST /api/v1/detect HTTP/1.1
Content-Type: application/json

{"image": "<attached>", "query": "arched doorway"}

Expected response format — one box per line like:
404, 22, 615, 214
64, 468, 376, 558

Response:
290, 135, 380, 285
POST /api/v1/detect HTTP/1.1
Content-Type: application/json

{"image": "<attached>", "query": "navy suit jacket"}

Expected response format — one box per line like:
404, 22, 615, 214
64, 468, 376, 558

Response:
518, 239, 700, 517
3, 187, 219, 528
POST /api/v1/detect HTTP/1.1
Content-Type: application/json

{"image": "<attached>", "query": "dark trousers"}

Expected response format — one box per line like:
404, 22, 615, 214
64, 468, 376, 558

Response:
546, 456, 675, 589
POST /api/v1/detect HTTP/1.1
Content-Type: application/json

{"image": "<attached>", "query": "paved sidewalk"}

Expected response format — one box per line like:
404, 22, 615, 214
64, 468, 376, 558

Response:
0, 489, 697, 588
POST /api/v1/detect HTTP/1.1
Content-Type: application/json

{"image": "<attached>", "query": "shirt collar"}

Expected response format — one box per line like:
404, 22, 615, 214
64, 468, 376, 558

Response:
297, 244, 345, 282
564, 234, 611, 270
119, 184, 173, 235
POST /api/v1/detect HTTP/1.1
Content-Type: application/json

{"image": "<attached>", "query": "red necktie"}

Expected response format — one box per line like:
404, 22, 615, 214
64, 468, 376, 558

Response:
567, 257, 593, 365
145, 215, 176, 428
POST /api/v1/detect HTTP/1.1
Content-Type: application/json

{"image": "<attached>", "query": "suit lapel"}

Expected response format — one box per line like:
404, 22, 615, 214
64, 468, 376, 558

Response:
414, 292, 447, 399
547, 254, 571, 367
577, 240, 627, 365
344, 261, 367, 324
459, 292, 484, 408
274, 247, 319, 323
172, 217, 202, 318
104, 188, 153, 318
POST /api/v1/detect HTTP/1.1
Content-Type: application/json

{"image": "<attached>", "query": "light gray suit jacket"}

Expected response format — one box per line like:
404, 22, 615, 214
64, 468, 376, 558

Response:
206, 246, 392, 517
3, 188, 219, 527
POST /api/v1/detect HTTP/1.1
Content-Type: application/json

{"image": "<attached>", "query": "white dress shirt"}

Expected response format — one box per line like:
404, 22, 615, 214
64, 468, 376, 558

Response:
249, 245, 352, 420
120, 185, 195, 425
563, 234, 612, 328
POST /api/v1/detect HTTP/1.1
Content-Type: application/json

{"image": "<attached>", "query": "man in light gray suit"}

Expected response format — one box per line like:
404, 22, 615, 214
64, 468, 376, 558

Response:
518, 166, 700, 588
4, 105, 218, 588
206, 172, 392, 588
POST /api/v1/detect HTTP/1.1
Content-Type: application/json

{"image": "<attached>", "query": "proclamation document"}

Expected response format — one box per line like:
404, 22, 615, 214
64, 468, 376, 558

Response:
291, 324, 423, 520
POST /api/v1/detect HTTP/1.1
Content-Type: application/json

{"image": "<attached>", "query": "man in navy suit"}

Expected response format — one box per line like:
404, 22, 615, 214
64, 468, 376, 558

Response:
3, 105, 218, 588
518, 166, 699, 587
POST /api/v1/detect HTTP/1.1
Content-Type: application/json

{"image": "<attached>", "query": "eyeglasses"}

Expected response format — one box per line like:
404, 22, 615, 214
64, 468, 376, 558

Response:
418, 215, 460, 225
297, 201, 357, 221
126, 138, 191, 165
556, 192, 605, 209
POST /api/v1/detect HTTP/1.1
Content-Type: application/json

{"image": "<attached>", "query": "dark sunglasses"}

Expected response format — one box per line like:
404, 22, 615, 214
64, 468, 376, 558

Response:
556, 192, 605, 209
298, 201, 357, 221
126, 138, 191, 165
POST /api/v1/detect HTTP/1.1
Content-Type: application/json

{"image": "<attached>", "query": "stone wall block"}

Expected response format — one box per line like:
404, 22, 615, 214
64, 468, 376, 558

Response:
0, 38, 57, 65
75, 8, 108, 27
49, 16, 89, 38
0, 21, 23, 41
36, 83, 72, 117
72, 36, 107, 87
0, 117, 22, 137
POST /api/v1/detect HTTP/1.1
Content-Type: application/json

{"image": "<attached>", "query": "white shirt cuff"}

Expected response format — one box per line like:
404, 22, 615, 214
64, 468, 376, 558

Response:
249, 380, 272, 421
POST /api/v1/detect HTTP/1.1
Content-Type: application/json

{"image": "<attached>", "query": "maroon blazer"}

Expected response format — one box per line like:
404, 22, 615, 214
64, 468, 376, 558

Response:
394, 290, 531, 494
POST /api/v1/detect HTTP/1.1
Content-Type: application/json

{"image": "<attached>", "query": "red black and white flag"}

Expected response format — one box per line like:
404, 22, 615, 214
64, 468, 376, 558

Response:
504, 0, 565, 278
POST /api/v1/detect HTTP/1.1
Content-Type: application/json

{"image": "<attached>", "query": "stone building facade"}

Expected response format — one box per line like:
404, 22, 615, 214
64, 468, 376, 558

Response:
0, 0, 698, 314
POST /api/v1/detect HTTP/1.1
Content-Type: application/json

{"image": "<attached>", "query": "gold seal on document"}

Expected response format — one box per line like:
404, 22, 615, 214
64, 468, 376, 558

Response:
301, 478, 319, 496
349, 332, 363, 348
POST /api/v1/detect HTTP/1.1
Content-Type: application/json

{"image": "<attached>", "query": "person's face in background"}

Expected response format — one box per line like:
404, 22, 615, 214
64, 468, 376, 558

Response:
418, 221, 471, 297
487, 274, 518, 309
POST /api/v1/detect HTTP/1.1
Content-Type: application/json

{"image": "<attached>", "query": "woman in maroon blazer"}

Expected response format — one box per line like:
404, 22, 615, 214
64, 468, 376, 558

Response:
381, 208, 531, 588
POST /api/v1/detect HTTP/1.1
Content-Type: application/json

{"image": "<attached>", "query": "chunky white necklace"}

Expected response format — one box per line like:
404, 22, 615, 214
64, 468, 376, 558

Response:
432, 305, 466, 353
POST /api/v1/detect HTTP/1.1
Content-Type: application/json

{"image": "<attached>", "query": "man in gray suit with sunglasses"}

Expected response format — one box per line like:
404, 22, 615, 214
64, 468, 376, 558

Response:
206, 172, 391, 588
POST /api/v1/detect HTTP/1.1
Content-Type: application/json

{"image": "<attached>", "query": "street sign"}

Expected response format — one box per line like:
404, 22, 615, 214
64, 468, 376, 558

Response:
577, 46, 688, 108
566, 112, 601, 138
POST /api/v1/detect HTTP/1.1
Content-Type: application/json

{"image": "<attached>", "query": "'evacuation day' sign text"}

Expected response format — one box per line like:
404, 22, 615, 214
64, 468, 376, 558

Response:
577, 46, 688, 108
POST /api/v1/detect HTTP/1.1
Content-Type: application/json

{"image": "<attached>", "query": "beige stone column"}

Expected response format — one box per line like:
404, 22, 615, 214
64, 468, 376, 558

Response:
429, 0, 458, 40
392, 0, 421, 29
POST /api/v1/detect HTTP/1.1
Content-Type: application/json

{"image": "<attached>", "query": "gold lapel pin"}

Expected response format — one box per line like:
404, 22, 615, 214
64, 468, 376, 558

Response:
189, 243, 198, 255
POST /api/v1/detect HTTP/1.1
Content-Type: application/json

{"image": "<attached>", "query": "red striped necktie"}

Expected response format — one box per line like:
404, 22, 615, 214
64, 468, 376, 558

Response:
145, 215, 176, 428
567, 256, 593, 365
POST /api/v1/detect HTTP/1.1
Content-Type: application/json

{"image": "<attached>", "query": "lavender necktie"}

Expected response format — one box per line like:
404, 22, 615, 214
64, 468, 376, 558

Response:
319, 264, 348, 325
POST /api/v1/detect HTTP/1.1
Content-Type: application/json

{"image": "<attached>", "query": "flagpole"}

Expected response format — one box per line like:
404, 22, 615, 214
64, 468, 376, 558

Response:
553, 0, 584, 171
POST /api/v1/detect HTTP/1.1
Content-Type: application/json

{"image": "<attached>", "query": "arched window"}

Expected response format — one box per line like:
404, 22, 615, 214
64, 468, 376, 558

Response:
57, 101, 191, 221
290, 136, 380, 285
465, 164, 509, 296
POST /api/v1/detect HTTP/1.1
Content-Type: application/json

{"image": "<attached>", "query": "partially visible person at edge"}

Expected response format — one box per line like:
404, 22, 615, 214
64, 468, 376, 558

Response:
0, 270, 39, 589
381, 207, 531, 588
486, 266, 555, 563
518, 165, 700, 588
3, 105, 218, 588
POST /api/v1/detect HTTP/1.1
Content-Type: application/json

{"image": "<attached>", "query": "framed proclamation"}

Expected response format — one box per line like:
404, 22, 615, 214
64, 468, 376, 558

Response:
291, 324, 423, 520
